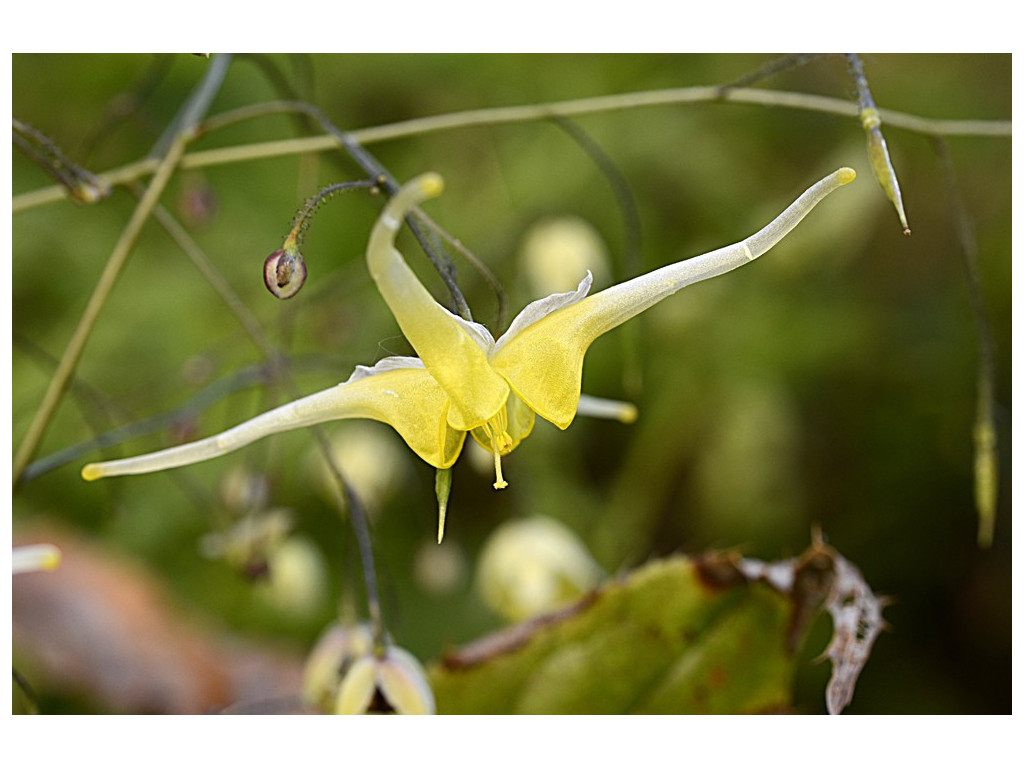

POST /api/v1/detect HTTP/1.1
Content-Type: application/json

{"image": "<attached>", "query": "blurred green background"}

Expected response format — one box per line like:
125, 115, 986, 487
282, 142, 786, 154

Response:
12, 53, 1011, 713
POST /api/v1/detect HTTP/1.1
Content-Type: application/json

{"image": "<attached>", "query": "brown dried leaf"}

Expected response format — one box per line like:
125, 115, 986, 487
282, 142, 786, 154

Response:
13, 524, 304, 714
735, 533, 887, 714
820, 552, 888, 715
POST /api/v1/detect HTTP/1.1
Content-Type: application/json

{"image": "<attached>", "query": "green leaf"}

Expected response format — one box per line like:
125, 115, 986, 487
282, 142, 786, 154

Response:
431, 540, 884, 714
431, 554, 796, 713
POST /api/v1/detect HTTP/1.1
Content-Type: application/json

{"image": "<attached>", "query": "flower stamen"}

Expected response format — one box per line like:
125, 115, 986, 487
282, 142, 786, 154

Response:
482, 409, 513, 490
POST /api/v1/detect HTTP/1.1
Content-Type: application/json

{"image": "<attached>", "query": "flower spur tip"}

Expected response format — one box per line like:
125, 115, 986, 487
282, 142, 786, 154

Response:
837, 167, 857, 184
12, 544, 62, 574
414, 172, 444, 198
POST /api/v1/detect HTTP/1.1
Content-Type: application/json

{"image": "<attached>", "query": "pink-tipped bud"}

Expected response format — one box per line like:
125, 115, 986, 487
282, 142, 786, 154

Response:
263, 246, 307, 299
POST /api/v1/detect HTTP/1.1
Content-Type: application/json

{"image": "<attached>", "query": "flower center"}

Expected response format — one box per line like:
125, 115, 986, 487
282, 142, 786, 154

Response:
481, 408, 513, 490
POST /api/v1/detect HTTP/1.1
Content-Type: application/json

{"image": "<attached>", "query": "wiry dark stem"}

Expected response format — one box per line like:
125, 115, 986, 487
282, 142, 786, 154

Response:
196, 99, 475, 320
13, 118, 109, 204
716, 53, 828, 95
933, 138, 999, 547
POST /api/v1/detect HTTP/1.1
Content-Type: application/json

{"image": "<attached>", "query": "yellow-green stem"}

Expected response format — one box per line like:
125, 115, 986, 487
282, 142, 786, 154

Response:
13, 134, 188, 484
13, 87, 1011, 215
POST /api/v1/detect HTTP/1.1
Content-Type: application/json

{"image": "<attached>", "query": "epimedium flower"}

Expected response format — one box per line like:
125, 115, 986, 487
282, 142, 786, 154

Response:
82, 168, 855, 539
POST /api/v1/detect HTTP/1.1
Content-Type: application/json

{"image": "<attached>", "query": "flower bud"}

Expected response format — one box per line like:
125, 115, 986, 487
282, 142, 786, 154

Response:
519, 216, 610, 295
303, 621, 375, 712
218, 466, 270, 514
199, 508, 293, 575
476, 517, 603, 622
263, 245, 307, 299
309, 423, 408, 514
336, 644, 436, 715
256, 535, 327, 619
414, 537, 467, 596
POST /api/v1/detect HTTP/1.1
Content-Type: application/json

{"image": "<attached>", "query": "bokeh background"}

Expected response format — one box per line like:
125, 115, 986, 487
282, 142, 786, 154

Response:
12, 53, 1011, 713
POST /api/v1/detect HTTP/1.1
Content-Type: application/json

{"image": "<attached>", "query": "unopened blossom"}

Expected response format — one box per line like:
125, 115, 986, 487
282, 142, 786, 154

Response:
335, 644, 436, 715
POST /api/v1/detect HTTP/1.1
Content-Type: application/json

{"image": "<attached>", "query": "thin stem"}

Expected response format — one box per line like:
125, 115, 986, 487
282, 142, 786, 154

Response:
12, 134, 189, 484
413, 206, 508, 330
14, 86, 1010, 214
550, 116, 641, 278
717, 53, 828, 92
197, 98, 473, 319
550, 115, 643, 395
148, 54, 232, 159
13, 667, 40, 715
13, 118, 109, 203
287, 102, 474, 320
14, 56, 232, 484
933, 138, 1000, 547
150, 197, 385, 633
314, 429, 384, 645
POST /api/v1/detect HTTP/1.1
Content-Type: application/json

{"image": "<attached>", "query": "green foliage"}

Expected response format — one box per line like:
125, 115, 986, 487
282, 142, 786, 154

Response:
12, 54, 1011, 715
432, 556, 797, 714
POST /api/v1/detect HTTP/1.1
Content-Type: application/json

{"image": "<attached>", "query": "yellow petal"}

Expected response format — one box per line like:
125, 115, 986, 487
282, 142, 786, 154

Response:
491, 168, 855, 428
303, 622, 374, 712
82, 361, 464, 480
367, 173, 509, 432
341, 362, 466, 469
335, 656, 378, 714
376, 647, 436, 715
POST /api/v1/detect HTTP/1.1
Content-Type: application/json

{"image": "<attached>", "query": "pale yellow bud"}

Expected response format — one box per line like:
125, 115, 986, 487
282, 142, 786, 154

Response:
476, 517, 604, 622
256, 536, 327, 619
199, 508, 293, 572
413, 538, 468, 595
303, 621, 374, 712
218, 466, 270, 514
519, 216, 610, 296
335, 645, 436, 715
310, 423, 409, 514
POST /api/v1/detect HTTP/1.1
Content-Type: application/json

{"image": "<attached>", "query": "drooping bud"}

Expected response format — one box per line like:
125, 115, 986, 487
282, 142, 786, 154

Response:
335, 644, 436, 715
519, 215, 611, 296
256, 536, 327, 618
476, 517, 604, 622
263, 244, 307, 299
303, 621, 375, 712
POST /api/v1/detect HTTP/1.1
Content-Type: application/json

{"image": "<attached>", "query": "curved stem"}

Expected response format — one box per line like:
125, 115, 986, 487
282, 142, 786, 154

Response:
147, 198, 387, 639
14, 86, 1010, 214
12, 134, 188, 484
13, 58, 232, 483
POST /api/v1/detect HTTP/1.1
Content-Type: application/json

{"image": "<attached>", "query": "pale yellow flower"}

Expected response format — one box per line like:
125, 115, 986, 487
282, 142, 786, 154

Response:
82, 169, 855, 537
